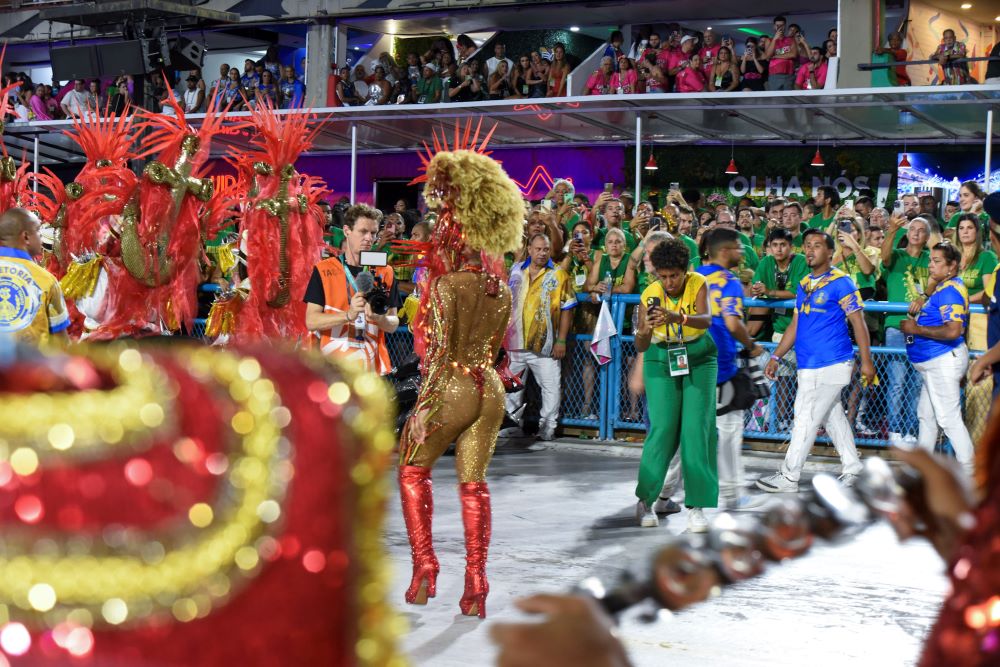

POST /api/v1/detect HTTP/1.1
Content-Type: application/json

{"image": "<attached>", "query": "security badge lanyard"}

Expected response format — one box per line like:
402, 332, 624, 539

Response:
662, 292, 690, 377
343, 263, 367, 348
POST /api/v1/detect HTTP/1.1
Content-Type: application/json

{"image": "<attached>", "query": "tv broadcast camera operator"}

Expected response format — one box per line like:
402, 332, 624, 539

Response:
304, 204, 401, 374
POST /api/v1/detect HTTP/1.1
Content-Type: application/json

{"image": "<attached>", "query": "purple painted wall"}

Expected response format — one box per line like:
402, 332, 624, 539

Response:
281, 145, 627, 205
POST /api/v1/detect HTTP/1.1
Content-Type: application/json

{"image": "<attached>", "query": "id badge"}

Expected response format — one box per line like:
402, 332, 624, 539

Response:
715, 76, 723, 87
667, 345, 690, 377
575, 272, 586, 288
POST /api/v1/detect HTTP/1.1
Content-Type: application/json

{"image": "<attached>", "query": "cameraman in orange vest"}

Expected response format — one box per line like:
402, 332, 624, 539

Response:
304, 204, 401, 374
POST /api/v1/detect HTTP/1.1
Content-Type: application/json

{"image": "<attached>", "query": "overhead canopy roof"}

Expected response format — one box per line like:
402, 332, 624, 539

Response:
5, 85, 999, 166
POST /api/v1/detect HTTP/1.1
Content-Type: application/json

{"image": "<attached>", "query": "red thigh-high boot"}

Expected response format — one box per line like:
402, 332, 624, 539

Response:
459, 481, 491, 618
399, 465, 438, 604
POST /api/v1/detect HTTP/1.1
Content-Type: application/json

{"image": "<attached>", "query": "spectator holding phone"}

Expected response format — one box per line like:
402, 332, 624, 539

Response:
676, 54, 707, 93
740, 38, 767, 91
633, 238, 716, 531
667, 36, 698, 90
763, 15, 798, 90
699, 28, 721, 77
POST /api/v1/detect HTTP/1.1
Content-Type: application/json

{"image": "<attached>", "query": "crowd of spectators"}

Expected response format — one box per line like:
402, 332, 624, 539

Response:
296, 176, 994, 442
587, 19, 837, 94
2, 46, 307, 123
4, 19, 993, 122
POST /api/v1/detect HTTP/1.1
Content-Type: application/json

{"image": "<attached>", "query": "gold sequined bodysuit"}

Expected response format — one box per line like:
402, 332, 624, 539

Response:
400, 270, 512, 482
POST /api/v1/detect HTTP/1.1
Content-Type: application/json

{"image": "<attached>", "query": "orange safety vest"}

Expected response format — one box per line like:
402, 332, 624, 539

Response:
311, 257, 394, 374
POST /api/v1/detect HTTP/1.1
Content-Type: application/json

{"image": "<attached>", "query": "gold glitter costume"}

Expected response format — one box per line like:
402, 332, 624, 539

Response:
400, 271, 511, 480
394, 122, 524, 619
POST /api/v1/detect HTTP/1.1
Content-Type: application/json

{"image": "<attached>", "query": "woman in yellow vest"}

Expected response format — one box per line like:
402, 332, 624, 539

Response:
634, 237, 718, 532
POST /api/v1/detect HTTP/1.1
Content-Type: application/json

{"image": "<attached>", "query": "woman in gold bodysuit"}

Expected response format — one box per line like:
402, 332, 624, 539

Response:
396, 137, 524, 619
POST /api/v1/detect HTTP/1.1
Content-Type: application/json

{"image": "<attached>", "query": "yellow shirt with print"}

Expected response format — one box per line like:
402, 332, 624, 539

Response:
640, 271, 707, 343
0, 248, 70, 345
514, 264, 577, 355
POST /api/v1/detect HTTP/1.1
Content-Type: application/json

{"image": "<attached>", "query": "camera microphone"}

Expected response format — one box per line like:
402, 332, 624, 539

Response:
354, 270, 375, 294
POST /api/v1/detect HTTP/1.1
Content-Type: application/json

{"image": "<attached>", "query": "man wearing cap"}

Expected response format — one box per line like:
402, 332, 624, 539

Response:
969, 193, 1000, 399
412, 62, 442, 104
667, 35, 697, 90
183, 74, 205, 113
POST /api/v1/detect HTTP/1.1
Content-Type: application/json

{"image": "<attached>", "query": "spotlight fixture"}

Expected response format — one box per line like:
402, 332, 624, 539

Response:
960, 3, 972, 9
570, 26, 580, 32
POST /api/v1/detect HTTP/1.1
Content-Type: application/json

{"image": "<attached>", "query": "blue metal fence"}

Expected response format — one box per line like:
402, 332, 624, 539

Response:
193, 291, 992, 449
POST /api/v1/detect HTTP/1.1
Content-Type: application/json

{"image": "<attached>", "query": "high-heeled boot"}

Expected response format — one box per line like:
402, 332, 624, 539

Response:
399, 465, 438, 605
458, 481, 491, 618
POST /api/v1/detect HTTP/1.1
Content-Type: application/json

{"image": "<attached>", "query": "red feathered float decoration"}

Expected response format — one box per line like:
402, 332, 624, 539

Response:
230, 98, 328, 342
49, 102, 140, 338
91, 86, 235, 338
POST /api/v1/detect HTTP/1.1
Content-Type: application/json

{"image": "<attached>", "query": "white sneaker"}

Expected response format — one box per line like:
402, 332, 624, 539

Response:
498, 426, 525, 438
837, 472, 858, 488
722, 494, 770, 511
686, 507, 708, 533
538, 426, 555, 442
756, 472, 799, 493
653, 497, 682, 514
636, 500, 659, 527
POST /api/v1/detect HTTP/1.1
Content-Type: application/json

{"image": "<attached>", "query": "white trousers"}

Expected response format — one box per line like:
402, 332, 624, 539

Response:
505, 350, 562, 432
717, 409, 745, 498
912, 345, 975, 471
780, 361, 862, 481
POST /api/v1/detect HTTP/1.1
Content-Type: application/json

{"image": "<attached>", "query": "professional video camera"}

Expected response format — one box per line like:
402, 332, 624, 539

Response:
354, 251, 391, 316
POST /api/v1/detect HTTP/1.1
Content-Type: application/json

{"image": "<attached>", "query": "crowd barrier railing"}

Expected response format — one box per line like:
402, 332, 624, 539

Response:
192, 290, 991, 450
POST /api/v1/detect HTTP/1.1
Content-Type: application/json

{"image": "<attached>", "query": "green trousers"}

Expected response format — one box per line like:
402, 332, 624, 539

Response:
635, 335, 719, 508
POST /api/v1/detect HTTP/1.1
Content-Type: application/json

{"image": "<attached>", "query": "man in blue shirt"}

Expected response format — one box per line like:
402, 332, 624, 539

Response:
697, 229, 766, 508
757, 229, 875, 492
240, 59, 260, 95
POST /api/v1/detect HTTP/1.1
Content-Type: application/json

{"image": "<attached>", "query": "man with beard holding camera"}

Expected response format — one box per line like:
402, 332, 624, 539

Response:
304, 204, 401, 374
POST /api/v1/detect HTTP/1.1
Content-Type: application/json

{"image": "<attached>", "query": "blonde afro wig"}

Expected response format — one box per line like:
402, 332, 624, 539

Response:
422, 149, 524, 257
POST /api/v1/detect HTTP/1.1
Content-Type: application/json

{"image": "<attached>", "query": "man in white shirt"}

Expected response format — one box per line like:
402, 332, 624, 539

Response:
59, 79, 89, 117
183, 75, 205, 113
485, 43, 514, 77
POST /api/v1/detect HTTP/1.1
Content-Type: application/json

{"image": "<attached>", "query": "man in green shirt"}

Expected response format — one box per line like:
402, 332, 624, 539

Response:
593, 198, 637, 252
807, 185, 839, 230
412, 63, 442, 103
672, 205, 700, 269
782, 200, 807, 251
881, 214, 930, 443
748, 227, 808, 429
